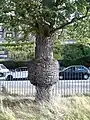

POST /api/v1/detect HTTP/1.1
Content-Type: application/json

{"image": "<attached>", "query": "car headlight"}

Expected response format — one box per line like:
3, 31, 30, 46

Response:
3, 72, 9, 76
3, 72, 6, 76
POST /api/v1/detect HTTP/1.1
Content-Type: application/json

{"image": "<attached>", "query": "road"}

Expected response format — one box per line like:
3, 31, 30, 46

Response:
0, 78, 90, 96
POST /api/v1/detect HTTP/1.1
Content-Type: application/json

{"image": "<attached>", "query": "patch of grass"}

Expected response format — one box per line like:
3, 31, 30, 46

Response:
0, 109, 15, 120
0, 95, 90, 120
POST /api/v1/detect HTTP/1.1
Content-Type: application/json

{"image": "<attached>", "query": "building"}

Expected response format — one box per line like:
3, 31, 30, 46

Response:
0, 26, 8, 60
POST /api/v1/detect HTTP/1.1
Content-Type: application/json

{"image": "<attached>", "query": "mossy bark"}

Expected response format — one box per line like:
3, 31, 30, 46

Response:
28, 35, 59, 103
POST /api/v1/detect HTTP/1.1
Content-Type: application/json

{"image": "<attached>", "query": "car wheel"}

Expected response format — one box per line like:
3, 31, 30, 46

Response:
59, 75, 63, 80
6, 75, 13, 81
84, 74, 89, 80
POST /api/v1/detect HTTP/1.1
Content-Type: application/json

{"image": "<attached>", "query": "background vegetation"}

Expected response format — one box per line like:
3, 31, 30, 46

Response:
1, 39, 90, 69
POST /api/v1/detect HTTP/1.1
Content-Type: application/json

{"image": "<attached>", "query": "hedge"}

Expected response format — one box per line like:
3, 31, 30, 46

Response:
0, 60, 31, 69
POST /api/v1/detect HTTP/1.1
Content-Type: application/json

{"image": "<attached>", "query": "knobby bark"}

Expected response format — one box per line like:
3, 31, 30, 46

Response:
28, 35, 59, 103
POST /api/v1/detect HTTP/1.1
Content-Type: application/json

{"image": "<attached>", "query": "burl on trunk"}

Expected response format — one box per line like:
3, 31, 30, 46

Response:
28, 35, 59, 103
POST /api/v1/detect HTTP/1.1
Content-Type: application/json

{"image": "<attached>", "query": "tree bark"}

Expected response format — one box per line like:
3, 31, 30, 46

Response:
28, 35, 59, 103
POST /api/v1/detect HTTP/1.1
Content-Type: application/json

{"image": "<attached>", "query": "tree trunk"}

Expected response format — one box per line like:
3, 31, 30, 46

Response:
28, 35, 59, 103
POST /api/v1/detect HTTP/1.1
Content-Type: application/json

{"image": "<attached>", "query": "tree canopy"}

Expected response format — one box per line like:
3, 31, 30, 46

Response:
0, 0, 89, 37
0, 0, 90, 102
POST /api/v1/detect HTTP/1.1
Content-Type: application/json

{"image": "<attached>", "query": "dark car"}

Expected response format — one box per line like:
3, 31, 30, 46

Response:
59, 65, 90, 80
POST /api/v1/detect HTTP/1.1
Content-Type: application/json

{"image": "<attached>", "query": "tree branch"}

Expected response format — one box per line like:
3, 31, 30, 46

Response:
52, 8, 89, 33
55, 0, 63, 7
55, 0, 59, 6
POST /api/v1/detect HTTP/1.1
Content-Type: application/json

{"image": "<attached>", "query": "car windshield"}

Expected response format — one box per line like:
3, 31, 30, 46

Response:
64, 67, 75, 72
1, 65, 7, 69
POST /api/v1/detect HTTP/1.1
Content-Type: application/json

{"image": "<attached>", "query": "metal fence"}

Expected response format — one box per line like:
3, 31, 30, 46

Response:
0, 68, 90, 97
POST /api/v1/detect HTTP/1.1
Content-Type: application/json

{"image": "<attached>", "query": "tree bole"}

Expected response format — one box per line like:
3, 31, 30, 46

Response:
28, 35, 59, 102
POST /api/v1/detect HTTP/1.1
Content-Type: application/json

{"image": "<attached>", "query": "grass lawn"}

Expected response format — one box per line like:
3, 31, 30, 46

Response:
0, 94, 90, 120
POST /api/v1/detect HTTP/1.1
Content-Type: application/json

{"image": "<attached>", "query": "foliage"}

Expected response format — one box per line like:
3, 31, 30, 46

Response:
2, 41, 90, 65
53, 42, 90, 66
0, 60, 31, 69
0, 0, 89, 61
53, 39, 63, 60
0, 0, 90, 102
65, 17, 90, 44
53, 38, 90, 59
0, 42, 35, 60
7, 43, 35, 60
61, 43, 90, 61
0, 0, 89, 38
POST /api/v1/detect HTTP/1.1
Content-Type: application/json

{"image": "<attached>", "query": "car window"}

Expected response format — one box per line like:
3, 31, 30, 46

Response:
21, 68, 25, 71
64, 67, 75, 72
1, 65, 7, 69
16, 67, 27, 71
16, 68, 20, 71
0, 73, 4, 77
20, 68, 27, 71
75, 66, 88, 72
24, 68, 27, 71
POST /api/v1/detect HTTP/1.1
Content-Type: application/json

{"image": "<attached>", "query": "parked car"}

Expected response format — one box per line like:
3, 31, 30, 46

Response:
10, 67, 28, 80
0, 64, 9, 73
0, 65, 28, 81
0, 64, 12, 80
59, 65, 90, 80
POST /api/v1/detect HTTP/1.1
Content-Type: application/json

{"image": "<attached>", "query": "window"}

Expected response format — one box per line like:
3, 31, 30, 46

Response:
0, 26, 4, 38
1, 65, 7, 69
6, 33, 13, 37
16, 67, 27, 71
0, 34, 3, 38
64, 67, 75, 72
0, 73, 4, 77
75, 66, 88, 72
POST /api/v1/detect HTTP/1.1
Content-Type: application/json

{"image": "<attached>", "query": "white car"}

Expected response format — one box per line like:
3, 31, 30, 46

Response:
0, 64, 11, 80
0, 65, 28, 81
10, 67, 28, 80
